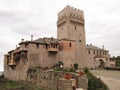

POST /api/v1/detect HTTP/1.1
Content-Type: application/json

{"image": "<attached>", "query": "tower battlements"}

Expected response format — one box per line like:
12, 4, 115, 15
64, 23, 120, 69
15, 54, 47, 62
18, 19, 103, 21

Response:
58, 5, 84, 19
57, 5, 84, 25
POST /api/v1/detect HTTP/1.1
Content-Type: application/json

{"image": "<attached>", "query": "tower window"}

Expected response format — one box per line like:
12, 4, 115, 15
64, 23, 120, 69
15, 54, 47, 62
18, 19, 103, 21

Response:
88, 50, 90, 54
79, 40, 82, 42
74, 26, 76, 29
69, 42, 72, 47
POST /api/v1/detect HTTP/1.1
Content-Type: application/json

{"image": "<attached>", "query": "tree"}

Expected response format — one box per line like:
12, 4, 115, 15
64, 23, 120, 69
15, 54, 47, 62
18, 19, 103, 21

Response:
115, 56, 120, 68
58, 61, 64, 65
74, 63, 78, 70
58, 61, 64, 68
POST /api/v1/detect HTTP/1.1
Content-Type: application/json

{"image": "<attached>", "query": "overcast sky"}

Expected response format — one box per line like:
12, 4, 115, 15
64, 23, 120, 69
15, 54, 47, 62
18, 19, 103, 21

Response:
0, 0, 120, 71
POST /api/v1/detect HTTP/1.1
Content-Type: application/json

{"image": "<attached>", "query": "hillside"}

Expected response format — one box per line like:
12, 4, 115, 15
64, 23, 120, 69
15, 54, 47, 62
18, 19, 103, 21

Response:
0, 78, 42, 90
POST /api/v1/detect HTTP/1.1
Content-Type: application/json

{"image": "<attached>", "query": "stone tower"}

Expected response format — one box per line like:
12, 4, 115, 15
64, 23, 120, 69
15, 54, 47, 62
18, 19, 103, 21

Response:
57, 5, 88, 68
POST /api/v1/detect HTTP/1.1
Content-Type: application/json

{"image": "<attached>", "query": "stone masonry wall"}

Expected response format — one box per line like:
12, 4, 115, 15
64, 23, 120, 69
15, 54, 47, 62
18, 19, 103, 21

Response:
27, 43, 57, 68
4, 59, 29, 80
26, 68, 88, 90
58, 79, 75, 90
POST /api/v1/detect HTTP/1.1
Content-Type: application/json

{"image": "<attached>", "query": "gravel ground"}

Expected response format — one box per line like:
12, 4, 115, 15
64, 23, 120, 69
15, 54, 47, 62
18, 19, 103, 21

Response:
91, 70, 120, 90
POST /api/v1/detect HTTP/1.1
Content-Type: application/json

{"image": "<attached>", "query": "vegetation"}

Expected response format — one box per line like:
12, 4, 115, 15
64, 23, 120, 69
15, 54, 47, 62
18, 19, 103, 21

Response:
0, 74, 4, 79
83, 67, 89, 74
83, 67, 109, 90
106, 56, 120, 70
115, 56, 120, 68
74, 63, 78, 70
53, 68, 63, 71
105, 67, 120, 70
87, 73, 109, 90
58, 61, 64, 66
0, 77, 42, 90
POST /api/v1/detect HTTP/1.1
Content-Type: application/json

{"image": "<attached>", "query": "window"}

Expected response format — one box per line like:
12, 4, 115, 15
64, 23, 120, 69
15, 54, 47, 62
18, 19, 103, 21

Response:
88, 50, 90, 54
100, 51, 101, 55
74, 26, 76, 29
97, 51, 98, 54
69, 42, 72, 47
20, 51, 27, 59
93, 50, 95, 55
79, 40, 82, 42
36, 44, 39, 49
46, 45, 48, 49
25, 43, 29, 48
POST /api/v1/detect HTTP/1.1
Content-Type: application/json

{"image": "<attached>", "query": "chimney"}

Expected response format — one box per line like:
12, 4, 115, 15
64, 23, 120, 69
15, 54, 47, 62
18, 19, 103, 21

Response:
102, 45, 104, 49
90, 43, 92, 46
21, 39, 24, 42
31, 35, 33, 41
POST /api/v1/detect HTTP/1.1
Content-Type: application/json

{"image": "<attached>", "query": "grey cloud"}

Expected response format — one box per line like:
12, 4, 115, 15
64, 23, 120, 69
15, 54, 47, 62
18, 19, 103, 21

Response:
0, 11, 26, 23
12, 24, 43, 36
12, 22, 56, 38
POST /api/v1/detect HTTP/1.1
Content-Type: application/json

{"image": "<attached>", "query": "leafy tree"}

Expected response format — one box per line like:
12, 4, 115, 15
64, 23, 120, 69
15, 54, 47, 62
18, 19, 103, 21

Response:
74, 63, 78, 70
83, 67, 89, 74
58, 61, 64, 65
115, 56, 120, 68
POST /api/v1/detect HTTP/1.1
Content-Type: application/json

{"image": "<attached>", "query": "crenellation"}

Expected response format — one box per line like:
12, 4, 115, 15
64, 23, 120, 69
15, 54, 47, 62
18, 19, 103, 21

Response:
58, 5, 84, 20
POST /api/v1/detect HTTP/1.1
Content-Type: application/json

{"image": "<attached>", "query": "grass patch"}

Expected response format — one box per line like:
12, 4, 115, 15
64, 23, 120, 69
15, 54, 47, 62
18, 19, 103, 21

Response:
0, 78, 42, 90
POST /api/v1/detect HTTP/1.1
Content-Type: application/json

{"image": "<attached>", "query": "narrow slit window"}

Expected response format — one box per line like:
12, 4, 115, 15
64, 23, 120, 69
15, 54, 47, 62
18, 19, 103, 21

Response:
69, 42, 72, 47
74, 26, 76, 29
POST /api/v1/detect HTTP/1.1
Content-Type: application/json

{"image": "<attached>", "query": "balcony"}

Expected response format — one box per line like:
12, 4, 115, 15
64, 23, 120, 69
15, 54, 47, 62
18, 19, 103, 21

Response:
48, 48, 58, 52
8, 59, 16, 66
48, 43, 58, 52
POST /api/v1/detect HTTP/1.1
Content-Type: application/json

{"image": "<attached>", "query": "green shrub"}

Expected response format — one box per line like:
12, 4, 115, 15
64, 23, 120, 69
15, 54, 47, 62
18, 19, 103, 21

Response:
58, 61, 64, 65
83, 67, 89, 74
0, 74, 4, 79
74, 63, 78, 70
68, 68, 76, 73
87, 73, 108, 90
0, 78, 42, 90
54, 68, 63, 71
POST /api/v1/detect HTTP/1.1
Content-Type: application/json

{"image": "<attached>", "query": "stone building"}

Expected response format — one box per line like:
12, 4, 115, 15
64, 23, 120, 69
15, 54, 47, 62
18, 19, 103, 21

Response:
86, 44, 111, 69
4, 5, 113, 81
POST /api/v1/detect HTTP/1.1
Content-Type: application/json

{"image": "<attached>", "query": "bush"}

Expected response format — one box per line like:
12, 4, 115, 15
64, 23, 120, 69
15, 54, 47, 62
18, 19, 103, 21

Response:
58, 61, 64, 65
74, 63, 78, 70
83, 67, 89, 74
87, 73, 108, 90
54, 68, 63, 71
0, 74, 4, 79
68, 68, 76, 73
105, 67, 120, 71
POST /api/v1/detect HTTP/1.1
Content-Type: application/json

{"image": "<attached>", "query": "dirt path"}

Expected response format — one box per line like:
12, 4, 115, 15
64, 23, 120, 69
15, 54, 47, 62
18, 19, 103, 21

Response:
91, 70, 120, 90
